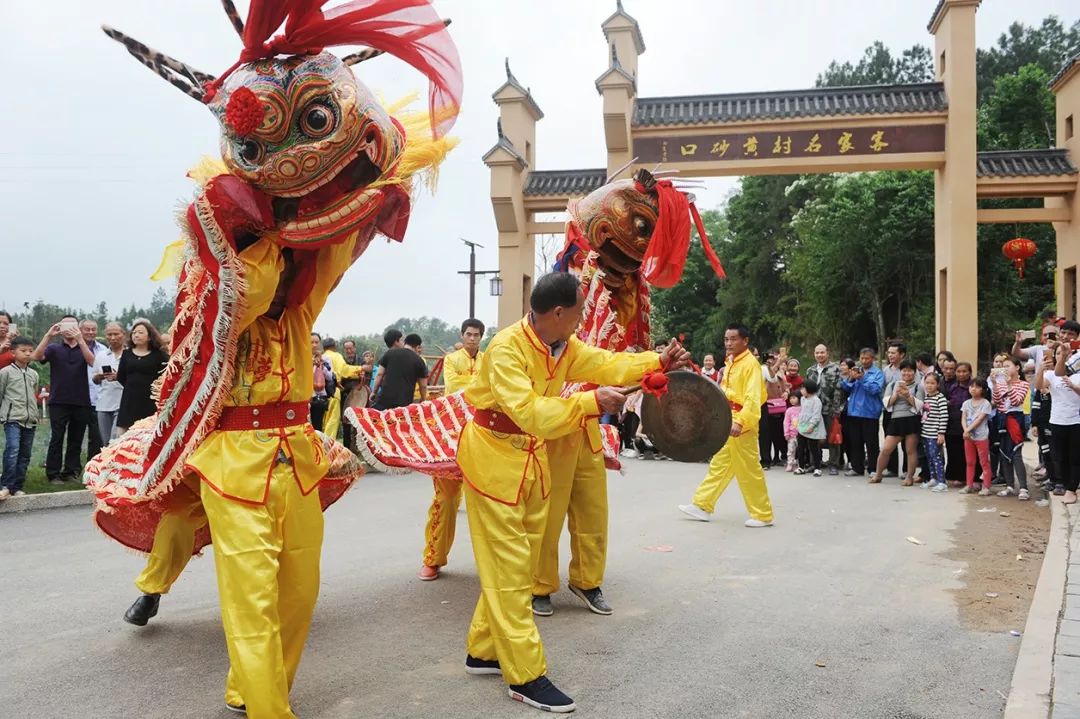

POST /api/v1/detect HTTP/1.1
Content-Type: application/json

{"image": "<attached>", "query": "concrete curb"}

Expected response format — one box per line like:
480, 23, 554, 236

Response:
0, 489, 93, 515
1005, 496, 1071, 718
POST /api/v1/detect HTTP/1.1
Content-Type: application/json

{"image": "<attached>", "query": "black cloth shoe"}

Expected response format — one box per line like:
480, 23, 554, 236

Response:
123, 594, 160, 626
531, 594, 553, 617
225, 703, 246, 714
1054, 484, 1067, 496
508, 676, 576, 713
465, 654, 502, 675
568, 585, 613, 615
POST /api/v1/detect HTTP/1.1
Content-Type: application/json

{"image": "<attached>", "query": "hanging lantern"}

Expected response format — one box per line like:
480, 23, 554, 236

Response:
1002, 238, 1037, 279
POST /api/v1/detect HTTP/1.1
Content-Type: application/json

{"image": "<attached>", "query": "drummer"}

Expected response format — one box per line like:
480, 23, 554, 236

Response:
418, 319, 486, 581
679, 323, 775, 527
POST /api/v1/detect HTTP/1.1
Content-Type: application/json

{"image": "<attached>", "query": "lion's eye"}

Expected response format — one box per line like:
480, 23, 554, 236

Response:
300, 104, 335, 138
634, 216, 652, 236
239, 139, 264, 164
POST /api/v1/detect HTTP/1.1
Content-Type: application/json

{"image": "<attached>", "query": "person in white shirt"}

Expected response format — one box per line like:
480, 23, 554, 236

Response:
91, 322, 126, 444
1042, 342, 1080, 505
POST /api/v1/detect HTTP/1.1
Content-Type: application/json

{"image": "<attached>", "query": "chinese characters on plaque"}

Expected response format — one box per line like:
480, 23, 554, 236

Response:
634, 125, 945, 164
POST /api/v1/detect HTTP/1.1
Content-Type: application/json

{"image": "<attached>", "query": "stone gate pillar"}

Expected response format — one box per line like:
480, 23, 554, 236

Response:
931, 0, 980, 361
484, 61, 543, 329
1051, 58, 1080, 320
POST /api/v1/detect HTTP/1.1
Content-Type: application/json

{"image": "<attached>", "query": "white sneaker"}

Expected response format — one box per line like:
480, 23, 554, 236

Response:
1018, 489, 1030, 501
678, 504, 712, 522
745, 518, 774, 528
997, 487, 1015, 497
619, 448, 638, 459
812, 469, 822, 477
978, 488, 991, 497
0, 488, 9, 500
931, 483, 948, 493
958, 486, 973, 494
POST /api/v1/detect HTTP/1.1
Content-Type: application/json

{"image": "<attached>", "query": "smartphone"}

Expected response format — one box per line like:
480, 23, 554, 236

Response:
7, 324, 16, 337
101, 365, 113, 374
1018, 329, 1036, 341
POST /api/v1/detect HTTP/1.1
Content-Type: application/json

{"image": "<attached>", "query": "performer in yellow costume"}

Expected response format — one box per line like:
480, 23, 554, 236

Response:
679, 323, 776, 527
322, 338, 366, 440
457, 272, 689, 713
89, 3, 463, 717
419, 318, 485, 580
532, 428, 610, 616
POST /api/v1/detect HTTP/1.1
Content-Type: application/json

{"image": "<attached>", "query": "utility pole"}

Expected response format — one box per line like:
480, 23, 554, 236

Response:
457, 239, 499, 320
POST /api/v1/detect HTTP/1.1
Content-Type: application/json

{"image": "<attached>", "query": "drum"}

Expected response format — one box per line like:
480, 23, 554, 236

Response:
347, 384, 371, 410
641, 370, 732, 462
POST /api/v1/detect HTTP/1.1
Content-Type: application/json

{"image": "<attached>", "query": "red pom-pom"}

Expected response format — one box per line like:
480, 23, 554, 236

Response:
224, 87, 265, 136
642, 371, 669, 398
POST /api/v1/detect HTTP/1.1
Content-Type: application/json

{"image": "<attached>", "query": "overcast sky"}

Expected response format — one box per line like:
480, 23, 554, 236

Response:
3, 0, 1076, 336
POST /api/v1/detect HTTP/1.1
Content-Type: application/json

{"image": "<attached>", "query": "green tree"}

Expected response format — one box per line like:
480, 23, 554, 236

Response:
816, 41, 934, 87
975, 17, 1080, 103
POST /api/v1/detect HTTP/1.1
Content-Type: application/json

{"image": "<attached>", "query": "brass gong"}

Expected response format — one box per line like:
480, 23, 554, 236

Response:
641, 371, 732, 462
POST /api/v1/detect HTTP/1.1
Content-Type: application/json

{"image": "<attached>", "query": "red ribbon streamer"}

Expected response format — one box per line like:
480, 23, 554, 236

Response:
637, 179, 726, 288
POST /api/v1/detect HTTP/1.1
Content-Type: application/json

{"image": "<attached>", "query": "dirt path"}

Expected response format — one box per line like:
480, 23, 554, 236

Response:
945, 489, 1052, 632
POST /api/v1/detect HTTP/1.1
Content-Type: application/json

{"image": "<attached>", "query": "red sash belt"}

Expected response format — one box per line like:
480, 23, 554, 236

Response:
730, 402, 743, 412
217, 401, 310, 431
472, 407, 526, 435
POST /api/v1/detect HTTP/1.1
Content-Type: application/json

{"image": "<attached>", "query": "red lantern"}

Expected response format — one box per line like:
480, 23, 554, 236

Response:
1002, 238, 1037, 278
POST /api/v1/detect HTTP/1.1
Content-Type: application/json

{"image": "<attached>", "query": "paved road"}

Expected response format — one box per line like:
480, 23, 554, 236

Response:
1, 461, 1018, 718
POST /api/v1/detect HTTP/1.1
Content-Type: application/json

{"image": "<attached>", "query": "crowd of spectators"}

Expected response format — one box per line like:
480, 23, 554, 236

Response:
635, 315, 1080, 505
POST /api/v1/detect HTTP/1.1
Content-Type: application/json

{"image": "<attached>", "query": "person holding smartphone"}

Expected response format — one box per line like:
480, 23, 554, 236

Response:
92, 322, 126, 444
0, 311, 14, 370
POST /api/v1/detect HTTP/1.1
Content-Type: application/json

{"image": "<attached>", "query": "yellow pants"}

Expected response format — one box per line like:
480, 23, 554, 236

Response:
323, 393, 341, 441
692, 431, 774, 522
464, 474, 549, 686
422, 475, 463, 567
202, 464, 325, 719
533, 434, 607, 596
135, 474, 205, 595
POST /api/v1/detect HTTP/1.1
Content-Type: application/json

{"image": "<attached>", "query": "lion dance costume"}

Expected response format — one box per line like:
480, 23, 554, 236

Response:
84, 1, 461, 716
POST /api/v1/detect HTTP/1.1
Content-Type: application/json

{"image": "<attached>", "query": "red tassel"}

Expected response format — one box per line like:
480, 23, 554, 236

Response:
641, 180, 726, 287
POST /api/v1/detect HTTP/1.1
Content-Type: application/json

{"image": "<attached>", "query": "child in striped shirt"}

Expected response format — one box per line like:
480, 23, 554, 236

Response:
921, 372, 949, 491
992, 356, 1031, 501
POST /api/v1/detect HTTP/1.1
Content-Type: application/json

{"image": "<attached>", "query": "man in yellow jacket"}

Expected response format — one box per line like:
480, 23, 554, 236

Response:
679, 322, 775, 527
322, 337, 366, 440
418, 317, 485, 580
457, 271, 690, 713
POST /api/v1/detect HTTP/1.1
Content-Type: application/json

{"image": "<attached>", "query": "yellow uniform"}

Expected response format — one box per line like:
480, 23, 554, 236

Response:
458, 318, 659, 685
322, 348, 365, 440
533, 428, 607, 597
136, 234, 359, 719
691, 349, 774, 522
421, 348, 483, 568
